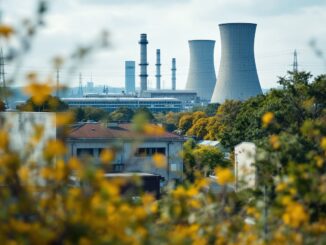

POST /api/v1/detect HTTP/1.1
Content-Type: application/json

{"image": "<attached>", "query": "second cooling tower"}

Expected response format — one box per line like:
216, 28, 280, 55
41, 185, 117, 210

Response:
211, 23, 262, 103
185, 40, 216, 101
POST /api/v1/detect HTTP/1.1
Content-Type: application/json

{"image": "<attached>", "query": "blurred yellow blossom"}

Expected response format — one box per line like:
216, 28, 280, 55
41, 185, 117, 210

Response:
0, 24, 14, 38
24, 82, 53, 105
44, 139, 66, 158
282, 202, 308, 228
262, 112, 274, 127
100, 148, 116, 164
0, 130, 9, 149
143, 123, 165, 136
215, 167, 234, 185
321, 137, 326, 151
269, 135, 281, 150
152, 153, 167, 168
55, 112, 74, 127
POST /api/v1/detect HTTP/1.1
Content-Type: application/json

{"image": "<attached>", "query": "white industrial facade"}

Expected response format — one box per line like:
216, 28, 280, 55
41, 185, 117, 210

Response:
62, 97, 182, 113
211, 23, 263, 103
185, 40, 217, 101
125, 61, 136, 93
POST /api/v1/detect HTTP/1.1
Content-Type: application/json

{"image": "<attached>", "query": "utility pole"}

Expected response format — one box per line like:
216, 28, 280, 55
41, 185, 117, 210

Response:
56, 68, 60, 97
0, 49, 8, 107
292, 50, 298, 73
78, 73, 83, 97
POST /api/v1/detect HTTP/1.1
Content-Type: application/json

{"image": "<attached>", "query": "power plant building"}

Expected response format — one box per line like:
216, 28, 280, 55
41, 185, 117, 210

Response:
62, 97, 182, 113
185, 40, 217, 101
211, 23, 262, 103
125, 61, 135, 93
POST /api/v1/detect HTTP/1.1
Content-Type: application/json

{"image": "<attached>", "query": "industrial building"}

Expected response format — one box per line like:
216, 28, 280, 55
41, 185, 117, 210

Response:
61, 97, 182, 113
185, 40, 217, 101
66, 122, 185, 183
125, 61, 136, 93
211, 23, 263, 103
142, 90, 198, 108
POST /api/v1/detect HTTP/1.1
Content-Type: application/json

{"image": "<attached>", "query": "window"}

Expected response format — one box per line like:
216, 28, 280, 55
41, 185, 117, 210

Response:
77, 148, 94, 157
135, 147, 166, 156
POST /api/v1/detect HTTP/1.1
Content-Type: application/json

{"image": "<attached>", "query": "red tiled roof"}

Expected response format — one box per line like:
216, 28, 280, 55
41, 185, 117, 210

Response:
67, 123, 184, 141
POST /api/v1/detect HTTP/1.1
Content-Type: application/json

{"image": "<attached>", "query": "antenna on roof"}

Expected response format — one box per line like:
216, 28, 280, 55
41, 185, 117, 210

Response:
78, 73, 84, 97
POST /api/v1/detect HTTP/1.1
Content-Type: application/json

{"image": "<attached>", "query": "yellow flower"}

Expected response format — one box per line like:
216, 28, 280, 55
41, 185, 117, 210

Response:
18, 166, 29, 183
68, 157, 81, 170
55, 112, 74, 127
44, 139, 66, 158
262, 112, 274, 127
269, 135, 281, 150
100, 148, 115, 164
0, 24, 14, 38
320, 137, 326, 151
152, 153, 167, 168
282, 202, 308, 228
0, 130, 9, 149
24, 82, 53, 105
143, 124, 165, 136
276, 182, 287, 192
215, 167, 234, 185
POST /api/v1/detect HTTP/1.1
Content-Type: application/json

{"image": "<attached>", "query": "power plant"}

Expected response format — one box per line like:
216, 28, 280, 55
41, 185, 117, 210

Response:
125, 61, 135, 93
171, 58, 176, 90
211, 23, 262, 103
139, 33, 149, 94
185, 40, 216, 101
156, 49, 161, 90
55, 23, 265, 114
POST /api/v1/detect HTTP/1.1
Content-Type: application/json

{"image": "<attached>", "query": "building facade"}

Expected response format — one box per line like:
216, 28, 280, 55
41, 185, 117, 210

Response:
66, 122, 185, 183
62, 97, 182, 113
125, 61, 136, 93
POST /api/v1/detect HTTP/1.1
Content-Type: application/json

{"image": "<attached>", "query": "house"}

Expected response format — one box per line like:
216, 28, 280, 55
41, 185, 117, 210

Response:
65, 122, 186, 183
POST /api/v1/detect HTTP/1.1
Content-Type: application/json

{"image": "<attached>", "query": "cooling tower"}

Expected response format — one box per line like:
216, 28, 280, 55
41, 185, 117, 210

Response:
211, 23, 262, 103
139, 33, 148, 93
185, 40, 216, 101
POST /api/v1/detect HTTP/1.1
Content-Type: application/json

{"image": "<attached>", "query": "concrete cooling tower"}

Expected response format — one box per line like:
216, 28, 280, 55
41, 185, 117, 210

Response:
185, 40, 216, 101
211, 23, 262, 103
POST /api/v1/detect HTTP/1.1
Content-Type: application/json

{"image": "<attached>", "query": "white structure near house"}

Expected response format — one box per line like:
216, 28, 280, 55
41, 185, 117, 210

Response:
234, 142, 257, 191
198, 140, 230, 159
0, 112, 56, 165
66, 122, 185, 183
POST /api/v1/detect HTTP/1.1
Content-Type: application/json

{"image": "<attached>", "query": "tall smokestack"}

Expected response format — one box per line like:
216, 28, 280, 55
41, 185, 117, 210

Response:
139, 33, 148, 94
171, 58, 176, 90
211, 23, 262, 103
155, 49, 161, 90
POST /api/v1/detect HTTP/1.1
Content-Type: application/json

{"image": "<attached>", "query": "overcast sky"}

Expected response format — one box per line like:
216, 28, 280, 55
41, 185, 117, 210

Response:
1, 0, 326, 89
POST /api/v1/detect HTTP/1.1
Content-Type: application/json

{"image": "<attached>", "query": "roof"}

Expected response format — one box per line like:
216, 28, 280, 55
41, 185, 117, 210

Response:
67, 122, 185, 141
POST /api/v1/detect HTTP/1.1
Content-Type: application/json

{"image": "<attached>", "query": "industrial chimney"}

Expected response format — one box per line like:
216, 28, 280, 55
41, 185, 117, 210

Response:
171, 58, 176, 90
125, 61, 135, 93
211, 23, 262, 103
185, 40, 216, 101
139, 34, 148, 94
155, 49, 161, 90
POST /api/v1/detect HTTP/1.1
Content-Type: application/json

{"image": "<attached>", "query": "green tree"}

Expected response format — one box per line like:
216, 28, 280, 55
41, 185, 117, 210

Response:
186, 117, 209, 140
109, 107, 134, 122
17, 95, 68, 112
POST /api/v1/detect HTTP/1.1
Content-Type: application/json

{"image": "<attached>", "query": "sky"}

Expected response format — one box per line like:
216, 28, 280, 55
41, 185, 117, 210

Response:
1, 0, 326, 90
